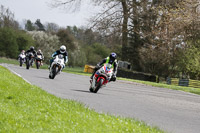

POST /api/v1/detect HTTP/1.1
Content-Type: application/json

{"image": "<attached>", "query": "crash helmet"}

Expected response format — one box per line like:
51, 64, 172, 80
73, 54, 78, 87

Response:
21, 50, 25, 53
38, 49, 41, 53
60, 45, 66, 53
109, 52, 117, 63
30, 46, 34, 51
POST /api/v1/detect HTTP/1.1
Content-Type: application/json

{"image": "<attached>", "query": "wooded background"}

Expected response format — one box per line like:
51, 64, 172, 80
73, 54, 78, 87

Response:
1, 0, 200, 80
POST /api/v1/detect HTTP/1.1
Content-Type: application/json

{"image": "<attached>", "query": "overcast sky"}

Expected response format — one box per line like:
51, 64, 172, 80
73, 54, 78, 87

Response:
1, 0, 98, 28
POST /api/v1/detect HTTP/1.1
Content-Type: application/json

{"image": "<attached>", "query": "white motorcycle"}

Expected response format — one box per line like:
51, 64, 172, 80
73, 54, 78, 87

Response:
18, 53, 26, 67
49, 54, 65, 79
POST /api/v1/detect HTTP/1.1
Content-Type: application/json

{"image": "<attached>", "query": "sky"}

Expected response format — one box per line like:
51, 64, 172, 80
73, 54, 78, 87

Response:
1, 0, 99, 28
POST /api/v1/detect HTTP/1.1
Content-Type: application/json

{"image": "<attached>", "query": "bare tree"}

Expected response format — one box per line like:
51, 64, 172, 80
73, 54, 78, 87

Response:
0, 5, 19, 29
50, 0, 129, 59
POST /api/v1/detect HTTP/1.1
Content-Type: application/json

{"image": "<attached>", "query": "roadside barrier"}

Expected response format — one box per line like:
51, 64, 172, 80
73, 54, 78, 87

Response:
167, 78, 200, 88
84, 65, 95, 73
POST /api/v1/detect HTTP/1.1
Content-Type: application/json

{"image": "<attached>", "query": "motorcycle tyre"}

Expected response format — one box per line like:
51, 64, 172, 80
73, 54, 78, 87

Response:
19, 58, 23, 67
36, 61, 40, 69
94, 78, 104, 93
26, 59, 30, 69
49, 65, 57, 79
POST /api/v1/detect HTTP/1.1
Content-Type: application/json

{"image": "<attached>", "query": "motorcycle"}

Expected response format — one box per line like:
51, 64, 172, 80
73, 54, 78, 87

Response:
35, 54, 43, 69
49, 54, 65, 79
89, 63, 113, 93
25, 52, 34, 69
18, 53, 26, 67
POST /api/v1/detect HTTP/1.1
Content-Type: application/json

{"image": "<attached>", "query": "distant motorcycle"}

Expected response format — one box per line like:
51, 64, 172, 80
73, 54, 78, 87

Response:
49, 54, 65, 79
89, 63, 113, 93
25, 52, 34, 69
35, 55, 43, 69
18, 53, 26, 67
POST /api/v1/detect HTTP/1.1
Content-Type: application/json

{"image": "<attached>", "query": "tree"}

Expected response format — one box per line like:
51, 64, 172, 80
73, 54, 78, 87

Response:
45, 22, 60, 33
35, 19, 45, 31
0, 27, 18, 58
25, 20, 35, 31
50, 0, 129, 59
56, 28, 77, 51
0, 5, 19, 29
27, 31, 60, 63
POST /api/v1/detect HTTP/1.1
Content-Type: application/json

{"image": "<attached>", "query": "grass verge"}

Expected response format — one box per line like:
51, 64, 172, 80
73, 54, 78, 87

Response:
0, 66, 164, 133
117, 77, 200, 95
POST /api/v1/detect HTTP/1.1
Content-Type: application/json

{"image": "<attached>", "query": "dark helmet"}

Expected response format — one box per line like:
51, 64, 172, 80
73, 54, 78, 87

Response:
109, 52, 117, 63
30, 46, 34, 51
110, 52, 117, 59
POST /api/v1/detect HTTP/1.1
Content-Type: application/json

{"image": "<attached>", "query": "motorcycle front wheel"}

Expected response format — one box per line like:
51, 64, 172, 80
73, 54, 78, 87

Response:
36, 61, 40, 69
26, 58, 30, 69
19, 58, 23, 67
49, 65, 58, 79
93, 78, 104, 93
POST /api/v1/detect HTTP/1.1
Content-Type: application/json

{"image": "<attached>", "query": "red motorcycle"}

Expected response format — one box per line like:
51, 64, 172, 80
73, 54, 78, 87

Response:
89, 63, 113, 93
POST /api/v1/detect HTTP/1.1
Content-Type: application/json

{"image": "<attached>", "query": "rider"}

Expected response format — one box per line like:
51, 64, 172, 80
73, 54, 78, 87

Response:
90, 52, 118, 82
49, 45, 68, 68
18, 50, 26, 61
25, 46, 37, 66
36, 49, 44, 65
18, 50, 25, 57
25, 46, 37, 56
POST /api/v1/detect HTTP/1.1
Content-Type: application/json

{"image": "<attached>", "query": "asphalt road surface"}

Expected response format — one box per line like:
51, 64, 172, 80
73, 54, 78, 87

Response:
2, 64, 200, 133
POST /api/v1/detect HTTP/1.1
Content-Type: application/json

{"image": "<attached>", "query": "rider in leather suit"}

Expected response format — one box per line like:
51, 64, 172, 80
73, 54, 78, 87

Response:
90, 52, 118, 82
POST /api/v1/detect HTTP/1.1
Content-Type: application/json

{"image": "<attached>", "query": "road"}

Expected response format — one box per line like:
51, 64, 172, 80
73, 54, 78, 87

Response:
2, 64, 200, 133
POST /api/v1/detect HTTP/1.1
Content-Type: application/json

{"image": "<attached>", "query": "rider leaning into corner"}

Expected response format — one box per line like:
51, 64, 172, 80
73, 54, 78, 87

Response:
49, 45, 68, 68
90, 52, 118, 82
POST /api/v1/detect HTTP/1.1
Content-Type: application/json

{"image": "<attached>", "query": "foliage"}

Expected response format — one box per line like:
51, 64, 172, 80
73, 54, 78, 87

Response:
25, 20, 36, 31
67, 49, 87, 67
35, 19, 45, 31
0, 5, 19, 29
27, 31, 60, 63
0, 27, 18, 58
56, 28, 77, 51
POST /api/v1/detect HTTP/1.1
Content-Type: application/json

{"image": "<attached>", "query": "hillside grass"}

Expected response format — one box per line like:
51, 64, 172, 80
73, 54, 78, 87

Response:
0, 66, 165, 133
1, 57, 199, 95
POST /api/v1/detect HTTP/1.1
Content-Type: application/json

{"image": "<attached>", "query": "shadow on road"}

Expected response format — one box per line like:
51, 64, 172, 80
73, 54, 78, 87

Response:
73, 89, 91, 93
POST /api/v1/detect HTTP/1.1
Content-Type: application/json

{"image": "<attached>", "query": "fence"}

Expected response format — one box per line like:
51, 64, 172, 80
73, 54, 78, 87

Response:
167, 78, 200, 88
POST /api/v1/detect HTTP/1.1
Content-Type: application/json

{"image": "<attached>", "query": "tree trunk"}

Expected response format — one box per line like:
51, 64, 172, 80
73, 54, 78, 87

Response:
121, 0, 128, 60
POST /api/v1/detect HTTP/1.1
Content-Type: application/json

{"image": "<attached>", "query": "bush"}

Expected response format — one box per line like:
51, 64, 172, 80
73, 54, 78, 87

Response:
117, 68, 157, 82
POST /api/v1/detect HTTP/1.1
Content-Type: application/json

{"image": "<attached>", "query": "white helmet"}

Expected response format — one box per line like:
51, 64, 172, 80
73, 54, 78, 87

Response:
60, 45, 66, 53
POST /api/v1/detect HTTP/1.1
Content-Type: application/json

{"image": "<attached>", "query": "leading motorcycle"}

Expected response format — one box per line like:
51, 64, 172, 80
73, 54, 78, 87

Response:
49, 54, 65, 79
89, 63, 113, 93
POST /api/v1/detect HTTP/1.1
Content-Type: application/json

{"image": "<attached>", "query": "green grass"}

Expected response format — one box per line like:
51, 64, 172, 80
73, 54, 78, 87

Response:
0, 57, 19, 65
117, 77, 200, 95
0, 66, 164, 133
